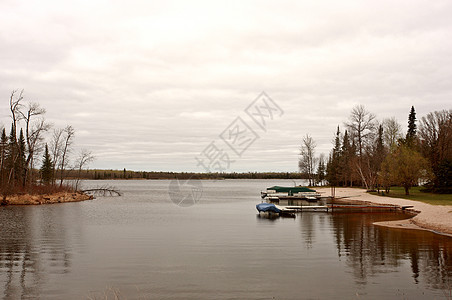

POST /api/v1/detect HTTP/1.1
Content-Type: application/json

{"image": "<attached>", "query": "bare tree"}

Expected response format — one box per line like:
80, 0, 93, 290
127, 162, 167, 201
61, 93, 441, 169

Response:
346, 105, 376, 157
18, 102, 50, 185
9, 90, 24, 133
419, 109, 452, 162
50, 128, 64, 185
383, 117, 403, 149
73, 149, 94, 191
345, 105, 377, 189
418, 109, 452, 191
299, 134, 317, 186
59, 125, 75, 187
29, 119, 51, 183
6, 90, 24, 186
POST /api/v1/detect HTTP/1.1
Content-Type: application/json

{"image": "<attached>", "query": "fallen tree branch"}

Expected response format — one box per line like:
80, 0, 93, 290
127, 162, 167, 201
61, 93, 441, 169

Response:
81, 187, 122, 197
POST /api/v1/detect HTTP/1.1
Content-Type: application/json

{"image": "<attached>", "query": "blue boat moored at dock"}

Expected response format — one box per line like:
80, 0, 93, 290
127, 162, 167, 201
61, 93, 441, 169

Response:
256, 203, 281, 213
256, 203, 297, 218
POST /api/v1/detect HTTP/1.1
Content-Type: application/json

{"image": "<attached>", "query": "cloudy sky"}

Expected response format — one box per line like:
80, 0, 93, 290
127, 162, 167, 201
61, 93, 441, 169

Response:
1, 0, 451, 172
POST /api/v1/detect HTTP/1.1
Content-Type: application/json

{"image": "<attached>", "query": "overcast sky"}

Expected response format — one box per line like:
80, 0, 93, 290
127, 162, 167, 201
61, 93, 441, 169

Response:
1, 0, 451, 172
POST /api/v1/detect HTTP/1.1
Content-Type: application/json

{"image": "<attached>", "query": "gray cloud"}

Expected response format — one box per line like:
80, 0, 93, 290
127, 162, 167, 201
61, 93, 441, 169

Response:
1, 0, 451, 172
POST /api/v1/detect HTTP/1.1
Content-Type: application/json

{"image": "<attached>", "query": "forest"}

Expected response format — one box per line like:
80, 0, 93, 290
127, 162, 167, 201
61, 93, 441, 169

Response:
299, 105, 451, 195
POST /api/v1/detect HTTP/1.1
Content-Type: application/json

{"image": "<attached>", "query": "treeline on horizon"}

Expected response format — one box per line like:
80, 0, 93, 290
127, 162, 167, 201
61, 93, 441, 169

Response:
2, 90, 450, 199
65, 169, 308, 180
299, 105, 451, 195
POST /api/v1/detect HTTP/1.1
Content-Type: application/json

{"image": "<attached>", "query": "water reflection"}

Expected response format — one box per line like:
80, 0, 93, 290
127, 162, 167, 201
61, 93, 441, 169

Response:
256, 213, 279, 222
299, 212, 318, 248
330, 212, 452, 289
0, 204, 82, 299
0, 179, 451, 299
255, 210, 451, 294
256, 212, 296, 222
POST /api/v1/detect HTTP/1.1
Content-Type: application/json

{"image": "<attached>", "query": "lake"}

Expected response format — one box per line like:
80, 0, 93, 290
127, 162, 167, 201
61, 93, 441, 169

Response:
0, 179, 451, 299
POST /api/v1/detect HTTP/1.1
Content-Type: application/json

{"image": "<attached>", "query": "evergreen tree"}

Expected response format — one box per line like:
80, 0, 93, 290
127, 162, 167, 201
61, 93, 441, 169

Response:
6, 124, 17, 185
316, 155, 326, 186
435, 160, 452, 193
17, 129, 26, 186
349, 138, 358, 186
326, 126, 342, 186
376, 124, 384, 155
333, 126, 341, 155
40, 144, 53, 185
372, 124, 385, 190
375, 124, 385, 167
0, 128, 7, 185
341, 130, 351, 186
406, 106, 417, 145
342, 130, 350, 152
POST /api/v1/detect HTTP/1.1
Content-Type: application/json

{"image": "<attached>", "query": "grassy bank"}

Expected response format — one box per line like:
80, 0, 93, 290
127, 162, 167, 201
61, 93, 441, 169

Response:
1, 192, 92, 205
371, 187, 452, 205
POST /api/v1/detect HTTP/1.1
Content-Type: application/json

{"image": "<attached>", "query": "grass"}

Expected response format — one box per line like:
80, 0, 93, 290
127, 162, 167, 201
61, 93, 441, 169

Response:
371, 186, 452, 206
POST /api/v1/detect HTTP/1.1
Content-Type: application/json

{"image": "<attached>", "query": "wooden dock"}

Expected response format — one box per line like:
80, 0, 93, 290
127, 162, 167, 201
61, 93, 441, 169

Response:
278, 205, 329, 212
275, 204, 400, 213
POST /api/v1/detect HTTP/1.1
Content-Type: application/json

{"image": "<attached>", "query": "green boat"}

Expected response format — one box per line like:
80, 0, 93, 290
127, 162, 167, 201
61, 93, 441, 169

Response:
261, 186, 322, 201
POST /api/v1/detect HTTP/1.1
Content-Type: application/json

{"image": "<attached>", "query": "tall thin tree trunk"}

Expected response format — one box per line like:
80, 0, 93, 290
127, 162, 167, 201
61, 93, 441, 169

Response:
356, 162, 369, 190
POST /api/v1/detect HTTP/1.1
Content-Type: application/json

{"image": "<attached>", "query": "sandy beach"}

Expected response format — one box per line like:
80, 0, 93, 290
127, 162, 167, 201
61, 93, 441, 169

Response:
317, 187, 452, 237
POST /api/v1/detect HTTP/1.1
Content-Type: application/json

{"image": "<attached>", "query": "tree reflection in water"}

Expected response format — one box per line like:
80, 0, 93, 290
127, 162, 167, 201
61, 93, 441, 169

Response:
329, 212, 452, 290
0, 205, 82, 299
1, 204, 451, 299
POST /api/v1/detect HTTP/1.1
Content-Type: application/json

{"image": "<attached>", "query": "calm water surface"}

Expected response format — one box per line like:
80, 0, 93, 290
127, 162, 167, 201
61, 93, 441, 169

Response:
0, 180, 451, 299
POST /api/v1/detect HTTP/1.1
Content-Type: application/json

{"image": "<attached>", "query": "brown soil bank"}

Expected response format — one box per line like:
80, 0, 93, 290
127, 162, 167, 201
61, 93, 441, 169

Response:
317, 187, 452, 237
1, 192, 93, 205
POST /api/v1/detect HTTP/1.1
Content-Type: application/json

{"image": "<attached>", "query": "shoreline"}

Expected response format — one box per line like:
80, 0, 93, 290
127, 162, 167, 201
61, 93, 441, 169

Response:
316, 187, 452, 237
1, 192, 93, 206
372, 219, 452, 238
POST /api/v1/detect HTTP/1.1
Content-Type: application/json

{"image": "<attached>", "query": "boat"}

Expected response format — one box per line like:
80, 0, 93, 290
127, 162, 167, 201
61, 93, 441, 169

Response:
261, 186, 322, 201
256, 203, 281, 213
256, 203, 295, 218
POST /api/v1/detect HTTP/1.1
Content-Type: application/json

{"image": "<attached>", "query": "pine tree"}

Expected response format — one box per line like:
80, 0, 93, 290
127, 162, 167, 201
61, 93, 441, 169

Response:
40, 144, 53, 185
316, 156, 326, 186
326, 126, 342, 186
0, 128, 7, 185
375, 125, 384, 157
341, 130, 351, 186
17, 129, 26, 186
6, 124, 17, 185
372, 124, 385, 190
342, 130, 350, 152
406, 106, 417, 144
333, 126, 341, 155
